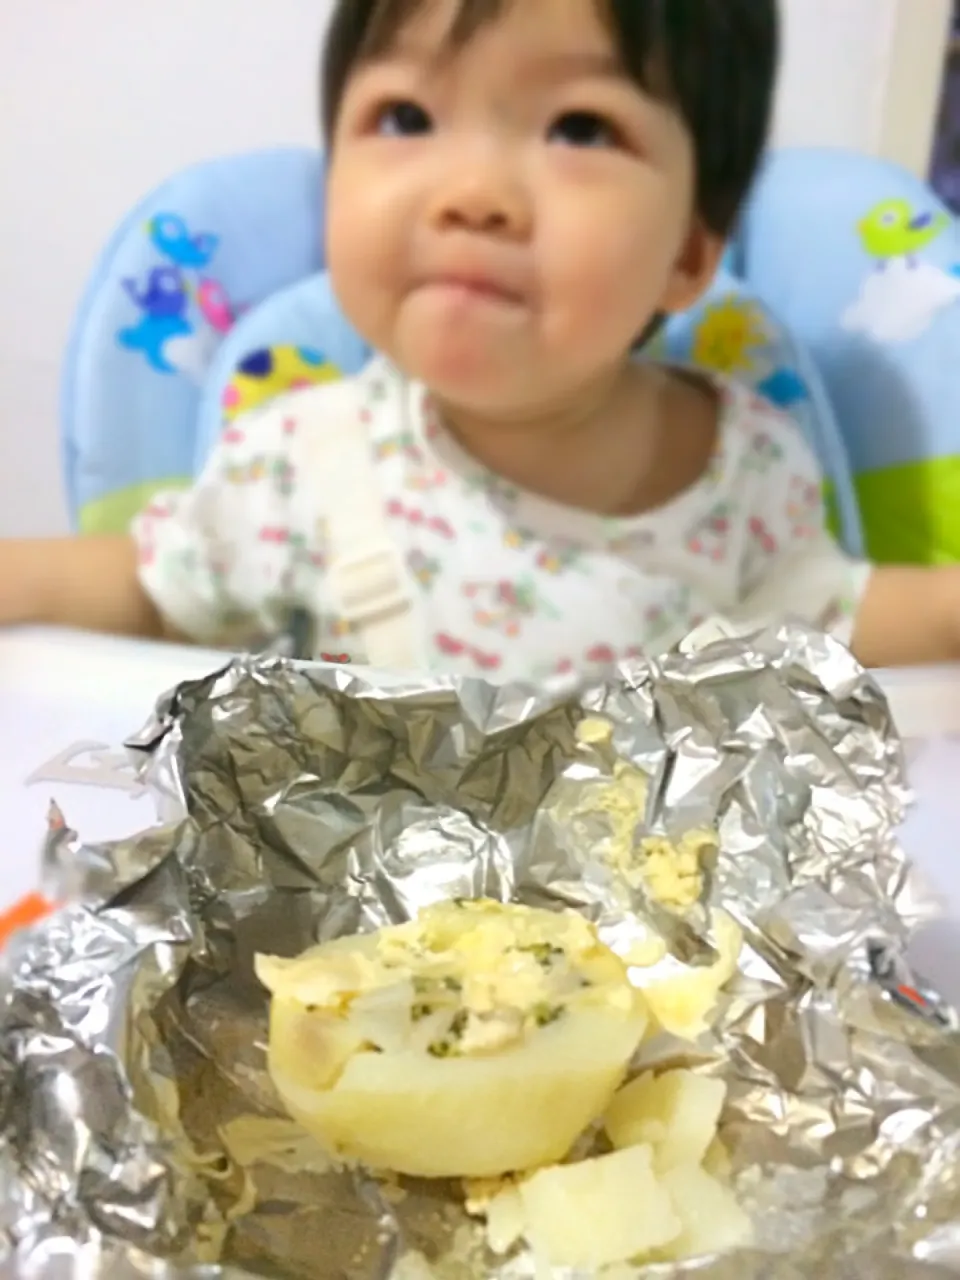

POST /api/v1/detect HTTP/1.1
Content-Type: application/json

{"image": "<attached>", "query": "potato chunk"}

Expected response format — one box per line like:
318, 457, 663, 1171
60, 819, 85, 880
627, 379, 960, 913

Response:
659, 1164, 753, 1258
515, 1144, 681, 1268
604, 1069, 727, 1171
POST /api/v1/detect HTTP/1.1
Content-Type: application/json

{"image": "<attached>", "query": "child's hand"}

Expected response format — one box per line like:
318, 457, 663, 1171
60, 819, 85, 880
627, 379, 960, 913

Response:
852, 565, 960, 668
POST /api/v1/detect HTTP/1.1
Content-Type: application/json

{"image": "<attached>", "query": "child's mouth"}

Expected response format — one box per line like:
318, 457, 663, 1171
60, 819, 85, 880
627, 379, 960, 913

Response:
418, 271, 526, 310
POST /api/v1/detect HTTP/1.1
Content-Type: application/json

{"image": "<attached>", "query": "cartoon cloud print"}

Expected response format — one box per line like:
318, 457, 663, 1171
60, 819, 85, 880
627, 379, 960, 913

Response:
163, 328, 223, 383
842, 257, 960, 345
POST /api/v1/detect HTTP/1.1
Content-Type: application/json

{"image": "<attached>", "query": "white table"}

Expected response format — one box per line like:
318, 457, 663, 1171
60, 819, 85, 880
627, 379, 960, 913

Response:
0, 628, 225, 907
1, 627, 958, 1004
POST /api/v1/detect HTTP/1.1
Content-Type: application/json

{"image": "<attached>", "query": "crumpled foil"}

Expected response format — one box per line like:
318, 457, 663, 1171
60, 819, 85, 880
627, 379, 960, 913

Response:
1, 622, 960, 1280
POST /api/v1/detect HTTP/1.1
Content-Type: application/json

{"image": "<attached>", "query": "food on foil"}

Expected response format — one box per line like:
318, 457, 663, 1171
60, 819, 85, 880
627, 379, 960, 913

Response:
256, 898, 648, 1178
629, 909, 743, 1040
7, 631, 953, 1279
473, 1145, 682, 1267
574, 716, 718, 910
603, 1068, 726, 1168
571, 717, 743, 1039
466, 1068, 749, 1269
258, 894, 750, 1268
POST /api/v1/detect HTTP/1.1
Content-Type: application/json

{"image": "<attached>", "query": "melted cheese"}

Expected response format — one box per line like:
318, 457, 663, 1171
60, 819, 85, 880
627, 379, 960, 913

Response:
573, 719, 718, 910
637, 830, 717, 910
257, 899, 635, 1060
255, 947, 391, 1010
631, 910, 743, 1040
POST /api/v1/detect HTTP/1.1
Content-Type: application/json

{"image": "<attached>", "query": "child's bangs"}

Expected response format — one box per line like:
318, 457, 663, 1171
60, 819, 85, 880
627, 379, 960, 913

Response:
357, 0, 510, 58
321, 0, 685, 142
356, 0, 673, 101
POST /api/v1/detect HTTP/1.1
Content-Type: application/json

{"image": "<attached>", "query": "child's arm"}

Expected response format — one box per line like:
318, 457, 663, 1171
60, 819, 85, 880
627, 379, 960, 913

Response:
851, 564, 960, 667
0, 535, 165, 637
1, 379, 356, 649
731, 402, 960, 669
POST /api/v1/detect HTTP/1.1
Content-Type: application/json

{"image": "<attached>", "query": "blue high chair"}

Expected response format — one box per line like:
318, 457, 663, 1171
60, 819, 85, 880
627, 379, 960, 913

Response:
63, 145, 960, 565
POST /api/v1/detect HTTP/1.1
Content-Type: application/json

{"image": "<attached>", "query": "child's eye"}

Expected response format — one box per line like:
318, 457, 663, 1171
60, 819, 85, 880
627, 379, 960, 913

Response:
375, 99, 433, 137
547, 111, 619, 149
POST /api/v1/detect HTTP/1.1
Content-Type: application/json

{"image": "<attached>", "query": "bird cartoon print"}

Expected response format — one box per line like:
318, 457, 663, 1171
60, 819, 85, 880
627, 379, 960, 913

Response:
858, 199, 949, 266
117, 266, 193, 372
117, 210, 238, 377
843, 195, 960, 344
147, 213, 219, 269
122, 266, 189, 320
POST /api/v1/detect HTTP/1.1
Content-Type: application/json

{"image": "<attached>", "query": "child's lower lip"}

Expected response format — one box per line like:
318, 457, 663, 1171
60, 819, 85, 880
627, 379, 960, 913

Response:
420, 277, 524, 308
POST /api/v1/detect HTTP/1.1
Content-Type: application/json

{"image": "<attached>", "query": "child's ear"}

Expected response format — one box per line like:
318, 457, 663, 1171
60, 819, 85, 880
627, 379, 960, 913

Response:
659, 221, 726, 315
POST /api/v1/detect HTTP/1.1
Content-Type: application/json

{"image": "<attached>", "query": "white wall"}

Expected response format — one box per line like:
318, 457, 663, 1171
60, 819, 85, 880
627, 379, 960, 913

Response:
0, 0, 334, 537
774, 0, 951, 174
0, 0, 950, 537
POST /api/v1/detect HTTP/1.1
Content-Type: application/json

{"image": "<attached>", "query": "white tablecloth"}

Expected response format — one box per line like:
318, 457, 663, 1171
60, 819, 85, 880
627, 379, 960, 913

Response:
1, 627, 958, 1004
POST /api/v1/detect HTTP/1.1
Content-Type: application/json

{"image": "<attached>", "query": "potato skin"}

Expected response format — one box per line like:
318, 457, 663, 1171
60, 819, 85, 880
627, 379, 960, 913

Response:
259, 900, 650, 1178
267, 998, 647, 1178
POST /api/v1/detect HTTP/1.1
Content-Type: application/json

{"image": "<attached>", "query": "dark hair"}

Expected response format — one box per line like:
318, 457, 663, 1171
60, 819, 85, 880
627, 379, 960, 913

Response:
320, 0, 779, 238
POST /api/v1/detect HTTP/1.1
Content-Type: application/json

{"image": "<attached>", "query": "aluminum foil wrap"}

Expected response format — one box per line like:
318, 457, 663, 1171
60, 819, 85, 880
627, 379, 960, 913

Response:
1, 622, 959, 1280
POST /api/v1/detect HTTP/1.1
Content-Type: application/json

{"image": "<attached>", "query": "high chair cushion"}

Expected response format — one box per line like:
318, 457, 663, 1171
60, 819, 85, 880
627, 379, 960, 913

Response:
740, 147, 960, 564
62, 148, 325, 532
192, 272, 371, 470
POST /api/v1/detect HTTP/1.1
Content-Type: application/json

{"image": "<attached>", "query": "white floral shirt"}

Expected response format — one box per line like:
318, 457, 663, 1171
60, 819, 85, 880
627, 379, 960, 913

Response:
133, 358, 870, 681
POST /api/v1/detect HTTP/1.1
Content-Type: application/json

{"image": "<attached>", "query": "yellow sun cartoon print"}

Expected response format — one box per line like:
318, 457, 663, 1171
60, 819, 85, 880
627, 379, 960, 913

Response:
691, 298, 771, 376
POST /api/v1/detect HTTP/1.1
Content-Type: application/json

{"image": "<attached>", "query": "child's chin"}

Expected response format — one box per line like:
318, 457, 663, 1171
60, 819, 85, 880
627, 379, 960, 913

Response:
400, 331, 529, 408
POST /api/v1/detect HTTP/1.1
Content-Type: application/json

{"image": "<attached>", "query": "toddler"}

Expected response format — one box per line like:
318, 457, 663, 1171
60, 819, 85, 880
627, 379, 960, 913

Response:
4, 0, 960, 676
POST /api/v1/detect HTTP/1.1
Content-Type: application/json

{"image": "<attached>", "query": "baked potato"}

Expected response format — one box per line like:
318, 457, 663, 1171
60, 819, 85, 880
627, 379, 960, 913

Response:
256, 899, 648, 1178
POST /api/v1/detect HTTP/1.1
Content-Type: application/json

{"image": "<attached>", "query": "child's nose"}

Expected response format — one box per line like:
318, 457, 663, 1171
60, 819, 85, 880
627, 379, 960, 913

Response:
429, 157, 531, 239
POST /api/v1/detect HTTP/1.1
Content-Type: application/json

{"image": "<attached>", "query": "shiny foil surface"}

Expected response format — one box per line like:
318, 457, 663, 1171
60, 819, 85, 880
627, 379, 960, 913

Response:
1, 622, 958, 1279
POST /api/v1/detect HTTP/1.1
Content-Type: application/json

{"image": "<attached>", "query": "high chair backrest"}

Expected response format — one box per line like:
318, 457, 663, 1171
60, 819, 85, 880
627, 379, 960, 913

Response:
65, 145, 880, 557
62, 148, 328, 532
741, 147, 960, 566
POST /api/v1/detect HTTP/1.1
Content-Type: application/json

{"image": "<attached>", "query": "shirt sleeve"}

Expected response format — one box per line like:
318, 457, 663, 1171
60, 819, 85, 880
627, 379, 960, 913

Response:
731, 404, 872, 645
131, 395, 330, 647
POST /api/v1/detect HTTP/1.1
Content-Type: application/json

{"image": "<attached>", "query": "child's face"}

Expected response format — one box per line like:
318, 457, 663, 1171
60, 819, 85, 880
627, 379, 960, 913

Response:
326, 0, 721, 415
